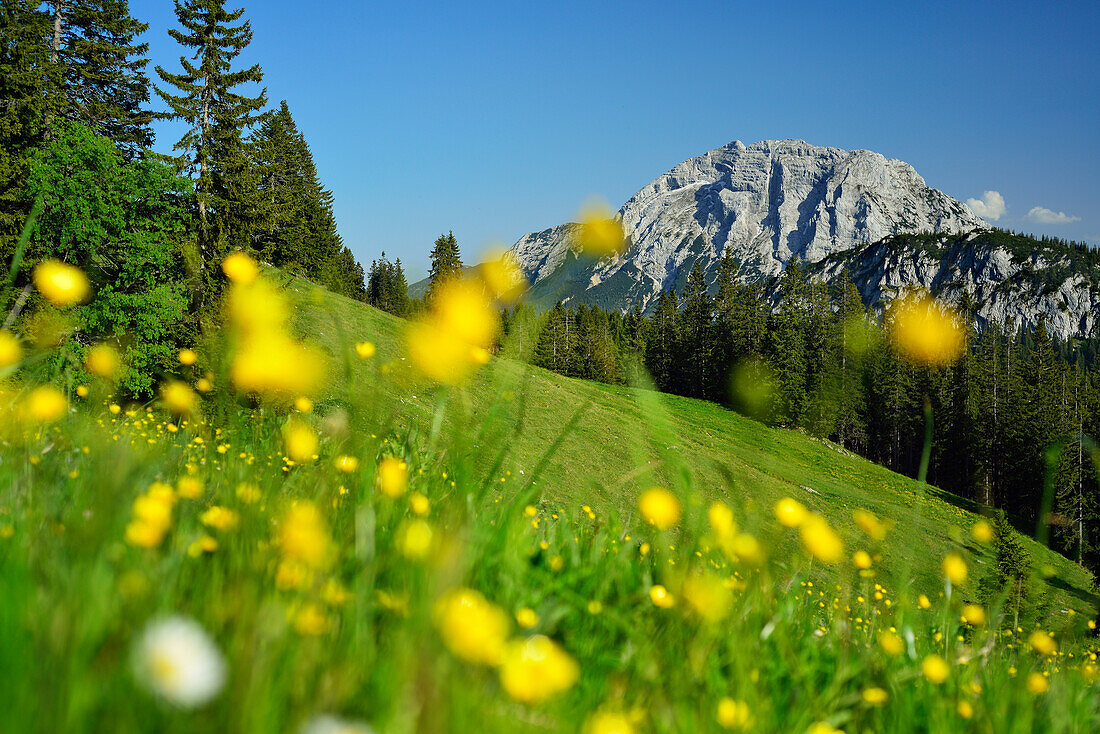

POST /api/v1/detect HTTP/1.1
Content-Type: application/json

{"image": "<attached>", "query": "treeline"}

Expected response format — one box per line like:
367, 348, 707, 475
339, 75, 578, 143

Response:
0, 0, 363, 393
511, 253, 1100, 574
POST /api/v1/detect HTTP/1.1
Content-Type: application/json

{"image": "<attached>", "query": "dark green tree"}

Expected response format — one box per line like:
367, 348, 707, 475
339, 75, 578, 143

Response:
154, 0, 266, 301
367, 252, 409, 316
426, 230, 462, 301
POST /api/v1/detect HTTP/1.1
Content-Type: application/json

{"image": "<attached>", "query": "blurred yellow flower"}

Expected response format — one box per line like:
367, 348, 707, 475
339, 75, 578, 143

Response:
499, 634, 579, 703
0, 330, 22, 368
434, 587, 510, 666
970, 519, 993, 543
75, 385, 88, 397
889, 293, 964, 366
638, 487, 681, 530
24, 385, 67, 423
1026, 671, 1049, 694
878, 631, 904, 656
732, 533, 764, 565
682, 572, 733, 622
409, 492, 430, 516
575, 201, 626, 257
178, 348, 198, 366
585, 711, 636, 734
716, 697, 751, 730
957, 700, 974, 719
1029, 630, 1057, 656
177, 477, 203, 500
283, 419, 318, 463
161, 381, 198, 416
516, 607, 539, 629
479, 247, 528, 303
918, 594, 932, 610
922, 654, 950, 684
708, 501, 736, 536
799, 514, 843, 563
852, 550, 873, 569
334, 455, 359, 473
34, 259, 90, 307
200, 506, 239, 531
775, 497, 808, 528
235, 483, 260, 504
649, 584, 674, 608
942, 552, 967, 585
377, 456, 408, 497
398, 519, 435, 560
85, 344, 121, 379
294, 396, 313, 413
862, 687, 889, 705
278, 502, 333, 570
221, 252, 258, 283
961, 604, 986, 626
407, 277, 499, 385
852, 508, 888, 540
293, 603, 332, 636
354, 341, 376, 359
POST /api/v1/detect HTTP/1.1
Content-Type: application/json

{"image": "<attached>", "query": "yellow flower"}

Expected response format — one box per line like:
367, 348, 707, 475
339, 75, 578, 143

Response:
889, 293, 964, 366
75, 385, 88, 397
862, 687, 889, 705
638, 487, 681, 530
125, 484, 175, 548
799, 514, 843, 563
515, 607, 539, 629
957, 700, 974, 719
649, 584, 675, 608
961, 604, 986, 626
434, 587, 510, 666
0, 330, 22, 368
294, 396, 313, 413
178, 348, 198, 366
574, 200, 626, 257
177, 477, 203, 500
278, 502, 333, 570
1026, 671, 1049, 694
293, 603, 331, 636
852, 550, 873, 570
970, 519, 993, 543
922, 654, 950, 684
334, 455, 359, 473
376, 456, 408, 497
775, 497, 808, 527
1028, 630, 1057, 656
200, 506, 239, 531
878, 631, 904, 656
354, 341, 376, 359
221, 252, 258, 284
732, 533, 764, 565
585, 711, 636, 734
161, 381, 198, 416
407, 277, 500, 384
409, 492, 430, 516
682, 572, 733, 622
195, 377, 213, 393
708, 501, 736, 536
498, 635, 579, 703
24, 385, 67, 422
918, 594, 932, 610
852, 508, 888, 540
398, 519, 435, 560
231, 333, 325, 398
187, 535, 218, 557
235, 483, 260, 503
34, 259, 90, 307
807, 723, 843, 734
478, 247, 528, 303
942, 552, 967, 585
283, 419, 318, 463
716, 698, 751, 730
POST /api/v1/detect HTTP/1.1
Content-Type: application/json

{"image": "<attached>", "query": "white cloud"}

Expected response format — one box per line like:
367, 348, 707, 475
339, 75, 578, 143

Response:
965, 190, 1006, 221
1026, 206, 1081, 225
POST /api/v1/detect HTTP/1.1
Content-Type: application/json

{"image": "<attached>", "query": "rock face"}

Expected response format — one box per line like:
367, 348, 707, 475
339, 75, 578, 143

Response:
799, 231, 1100, 341
510, 139, 987, 312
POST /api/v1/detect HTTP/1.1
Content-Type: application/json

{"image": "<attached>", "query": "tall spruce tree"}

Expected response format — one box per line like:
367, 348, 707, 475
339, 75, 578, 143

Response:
154, 0, 265, 302
0, 1, 58, 267
47, 0, 153, 156
426, 231, 462, 301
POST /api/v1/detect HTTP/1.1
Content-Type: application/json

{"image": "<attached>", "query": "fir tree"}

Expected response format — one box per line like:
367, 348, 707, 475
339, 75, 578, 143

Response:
426, 230, 462, 301
154, 0, 266, 301
48, 0, 153, 156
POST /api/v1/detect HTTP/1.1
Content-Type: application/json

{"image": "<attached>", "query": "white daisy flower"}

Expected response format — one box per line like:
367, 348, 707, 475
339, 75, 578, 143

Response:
300, 714, 375, 734
134, 616, 226, 707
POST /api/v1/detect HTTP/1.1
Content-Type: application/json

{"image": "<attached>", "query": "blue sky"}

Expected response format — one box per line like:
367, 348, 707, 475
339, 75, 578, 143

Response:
134, 0, 1100, 279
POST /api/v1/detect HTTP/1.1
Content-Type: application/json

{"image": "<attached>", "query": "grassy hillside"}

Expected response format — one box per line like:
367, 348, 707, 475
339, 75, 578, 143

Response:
288, 274, 1097, 616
